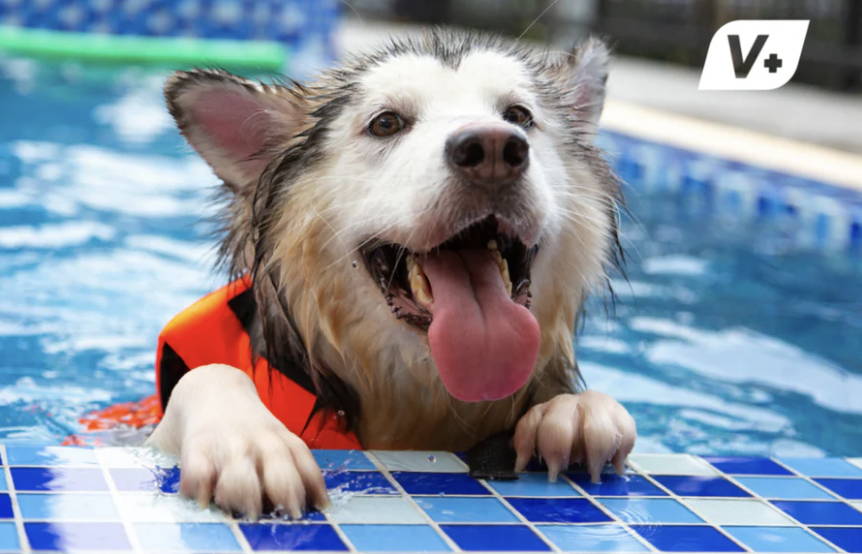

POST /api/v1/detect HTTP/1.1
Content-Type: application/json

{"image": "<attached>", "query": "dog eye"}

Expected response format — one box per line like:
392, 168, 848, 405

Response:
502, 105, 533, 129
368, 111, 405, 137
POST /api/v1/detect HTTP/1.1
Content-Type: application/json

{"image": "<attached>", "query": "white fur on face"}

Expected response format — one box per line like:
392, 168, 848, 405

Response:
320, 52, 561, 250
310, 48, 612, 298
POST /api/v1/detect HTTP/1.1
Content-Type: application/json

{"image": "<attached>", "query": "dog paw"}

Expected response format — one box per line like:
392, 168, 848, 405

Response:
146, 364, 329, 519
513, 391, 636, 483
179, 420, 327, 519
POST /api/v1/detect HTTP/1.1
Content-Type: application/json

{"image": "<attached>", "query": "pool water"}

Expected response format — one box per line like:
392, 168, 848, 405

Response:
1, 56, 860, 456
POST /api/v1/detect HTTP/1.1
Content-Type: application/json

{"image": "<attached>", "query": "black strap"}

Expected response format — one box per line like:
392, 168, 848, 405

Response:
226, 287, 315, 393
158, 343, 189, 411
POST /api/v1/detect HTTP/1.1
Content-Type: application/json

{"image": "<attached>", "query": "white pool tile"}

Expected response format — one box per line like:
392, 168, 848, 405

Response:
116, 493, 228, 523
684, 498, 794, 526
97, 447, 177, 468
629, 453, 719, 476
370, 451, 468, 473
326, 496, 426, 524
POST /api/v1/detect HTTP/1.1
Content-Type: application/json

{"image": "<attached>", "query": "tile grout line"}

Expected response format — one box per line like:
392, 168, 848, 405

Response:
102, 449, 253, 554
561, 468, 659, 553
96, 449, 144, 554
7, 445, 860, 553
2, 445, 31, 554
477, 475, 560, 553
772, 457, 861, 498
752, 457, 852, 553
678, 456, 847, 553
628, 456, 754, 553
318, 455, 373, 552
226, 516, 255, 554
321, 484, 359, 554
365, 451, 461, 553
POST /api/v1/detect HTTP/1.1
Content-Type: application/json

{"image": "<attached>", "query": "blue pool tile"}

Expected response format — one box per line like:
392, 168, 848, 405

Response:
815, 478, 862, 499
441, 524, 550, 552
391, 472, 489, 495
487, 473, 580, 496
598, 497, 703, 523
261, 509, 326, 522
772, 500, 862, 525
734, 476, 835, 499
704, 456, 793, 475
0, 495, 11, 519
537, 524, 648, 552
313, 450, 376, 470
522, 457, 550, 472
11, 467, 108, 491
17, 493, 117, 520
569, 473, 667, 496
6, 445, 97, 466
340, 524, 451, 552
779, 458, 862, 477
812, 527, 862, 553
25, 522, 131, 551
135, 523, 240, 552
724, 526, 835, 553
415, 497, 519, 523
654, 475, 751, 497
506, 497, 612, 523
240, 523, 347, 551
110, 467, 180, 493
0, 522, 18, 551
324, 470, 396, 494
631, 524, 744, 552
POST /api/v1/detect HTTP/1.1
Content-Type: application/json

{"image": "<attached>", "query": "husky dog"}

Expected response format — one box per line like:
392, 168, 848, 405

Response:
148, 29, 636, 518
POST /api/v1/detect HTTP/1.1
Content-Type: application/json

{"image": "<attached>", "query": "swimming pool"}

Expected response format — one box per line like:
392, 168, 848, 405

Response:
1, 55, 860, 457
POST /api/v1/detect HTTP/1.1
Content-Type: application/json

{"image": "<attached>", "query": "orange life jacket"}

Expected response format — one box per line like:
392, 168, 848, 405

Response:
153, 276, 361, 449
71, 277, 360, 448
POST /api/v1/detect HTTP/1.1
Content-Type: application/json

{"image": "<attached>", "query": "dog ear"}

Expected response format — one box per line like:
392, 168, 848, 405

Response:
164, 69, 307, 188
553, 37, 609, 134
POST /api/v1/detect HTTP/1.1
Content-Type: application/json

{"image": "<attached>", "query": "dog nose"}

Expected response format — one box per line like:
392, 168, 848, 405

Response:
446, 125, 529, 185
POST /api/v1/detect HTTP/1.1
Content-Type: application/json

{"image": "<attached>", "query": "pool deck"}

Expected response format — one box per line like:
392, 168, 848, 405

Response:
0, 445, 859, 553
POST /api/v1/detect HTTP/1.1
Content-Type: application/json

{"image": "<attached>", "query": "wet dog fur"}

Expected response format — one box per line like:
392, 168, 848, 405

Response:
147, 29, 636, 518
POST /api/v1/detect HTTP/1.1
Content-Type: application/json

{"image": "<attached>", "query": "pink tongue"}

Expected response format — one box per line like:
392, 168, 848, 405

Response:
422, 250, 540, 402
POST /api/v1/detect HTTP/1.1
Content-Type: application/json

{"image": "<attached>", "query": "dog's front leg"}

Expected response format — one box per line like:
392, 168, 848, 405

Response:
513, 391, 636, 483
146, 364, 327, 518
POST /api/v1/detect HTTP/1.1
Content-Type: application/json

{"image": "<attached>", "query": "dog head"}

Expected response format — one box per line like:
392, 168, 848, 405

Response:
165, 30, 620, 418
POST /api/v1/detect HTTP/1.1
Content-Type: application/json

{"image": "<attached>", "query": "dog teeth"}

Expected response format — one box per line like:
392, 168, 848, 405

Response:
407, 255, 433, 307
487, 242, 512, 296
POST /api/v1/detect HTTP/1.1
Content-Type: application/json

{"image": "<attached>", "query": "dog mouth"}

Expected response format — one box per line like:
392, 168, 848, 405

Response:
360, 215, 538, 329
360, 215, 542, 403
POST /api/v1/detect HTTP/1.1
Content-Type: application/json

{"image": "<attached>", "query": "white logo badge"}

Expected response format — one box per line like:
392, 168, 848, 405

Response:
699, 20, 809, 90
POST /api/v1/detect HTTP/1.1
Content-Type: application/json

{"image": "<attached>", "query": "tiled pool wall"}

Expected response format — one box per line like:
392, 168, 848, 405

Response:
597, 131, 862, 254
0, 445, 860, 552
0, 0, 340, 76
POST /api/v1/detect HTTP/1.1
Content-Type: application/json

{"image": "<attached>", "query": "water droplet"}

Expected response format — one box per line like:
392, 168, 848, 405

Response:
427, 454, 437, 463
336, 410, 346, 417
351, 260, 358, 268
